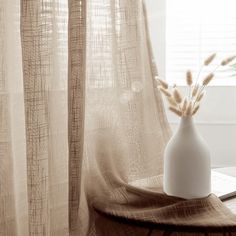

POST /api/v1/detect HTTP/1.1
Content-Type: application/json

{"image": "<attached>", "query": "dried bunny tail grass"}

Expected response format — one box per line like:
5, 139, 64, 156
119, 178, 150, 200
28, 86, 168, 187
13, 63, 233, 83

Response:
167, 97, 178, 107
202, 73, 214, 86
192, 104, 200, 116
192, 84, 199, 97
185, 101, 192, 116
169, 106, 182, 117
186, 70, 193, 86
221, 55, 236, 66
196, 91, 205, 102
173, 88, 182, 103
204, 53, 216, 66
158, 86, 171, 97
156, 78, 168, 89
181, 98, 188, 114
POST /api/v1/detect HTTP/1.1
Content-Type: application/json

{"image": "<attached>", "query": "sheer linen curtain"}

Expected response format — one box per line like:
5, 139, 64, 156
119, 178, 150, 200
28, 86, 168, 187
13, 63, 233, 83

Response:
0, 0, 170, 236
1, 0, 69, 235
82, 0, 170, 234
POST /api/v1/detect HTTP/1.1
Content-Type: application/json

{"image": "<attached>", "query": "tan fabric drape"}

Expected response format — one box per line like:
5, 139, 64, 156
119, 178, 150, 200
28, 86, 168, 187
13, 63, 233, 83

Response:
68, 0, 86, 230
0, 0, 168, 236
78, 0, 171, 234
20, 0, 69, 235
1, 0, 69, 235
1, 0, 170, 234
0, 1, 18, 235
1, 0, 236, 236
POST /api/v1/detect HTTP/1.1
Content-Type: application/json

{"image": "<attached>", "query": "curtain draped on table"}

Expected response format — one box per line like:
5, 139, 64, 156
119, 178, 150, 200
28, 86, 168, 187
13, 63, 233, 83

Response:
0, 0, 171, 235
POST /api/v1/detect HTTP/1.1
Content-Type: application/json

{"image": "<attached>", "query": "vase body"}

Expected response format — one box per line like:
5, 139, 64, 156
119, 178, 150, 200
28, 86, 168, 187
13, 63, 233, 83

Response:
163, 116, 211, 199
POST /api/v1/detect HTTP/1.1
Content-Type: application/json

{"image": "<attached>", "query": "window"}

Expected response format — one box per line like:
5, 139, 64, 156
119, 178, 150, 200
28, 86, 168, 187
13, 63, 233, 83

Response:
166, 0, 236, 85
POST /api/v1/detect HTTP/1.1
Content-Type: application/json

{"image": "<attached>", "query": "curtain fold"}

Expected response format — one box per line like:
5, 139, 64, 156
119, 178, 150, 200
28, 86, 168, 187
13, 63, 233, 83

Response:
80, 0, 171, 234
20, 0, 69, 235
68, 0, 87, 230
0, 1, 17, 234
21, 0, 51, 233
1, 0, 170, 235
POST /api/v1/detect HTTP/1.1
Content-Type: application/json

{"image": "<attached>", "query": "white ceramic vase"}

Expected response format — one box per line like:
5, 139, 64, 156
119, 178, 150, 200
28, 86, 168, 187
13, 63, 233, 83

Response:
163, 116, 211, 199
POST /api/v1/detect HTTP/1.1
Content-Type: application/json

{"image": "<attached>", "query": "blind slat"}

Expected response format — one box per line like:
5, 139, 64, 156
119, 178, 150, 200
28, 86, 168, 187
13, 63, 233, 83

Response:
166, 0, 236, 85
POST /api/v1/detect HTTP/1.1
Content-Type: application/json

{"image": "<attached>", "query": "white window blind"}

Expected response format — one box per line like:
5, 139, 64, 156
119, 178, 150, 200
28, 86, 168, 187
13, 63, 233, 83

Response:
166, 0, 236, 85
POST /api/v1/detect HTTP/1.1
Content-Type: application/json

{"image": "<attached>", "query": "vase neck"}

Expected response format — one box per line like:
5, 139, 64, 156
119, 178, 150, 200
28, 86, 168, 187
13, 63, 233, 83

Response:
178, 116, 196, 134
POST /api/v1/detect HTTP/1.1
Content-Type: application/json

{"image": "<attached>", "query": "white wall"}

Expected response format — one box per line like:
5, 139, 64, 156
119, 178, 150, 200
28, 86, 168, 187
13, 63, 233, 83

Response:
145, 0, 236, 167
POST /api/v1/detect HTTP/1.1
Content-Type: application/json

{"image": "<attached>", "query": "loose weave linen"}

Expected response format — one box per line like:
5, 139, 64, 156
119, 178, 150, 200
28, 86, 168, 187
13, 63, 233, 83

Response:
93, 176, 236, 235
0, 0, 236, 235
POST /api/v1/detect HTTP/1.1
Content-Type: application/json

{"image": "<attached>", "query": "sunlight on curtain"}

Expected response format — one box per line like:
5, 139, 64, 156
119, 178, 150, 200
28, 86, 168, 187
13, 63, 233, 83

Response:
1, 0, 26, 235
0, 0, 170, 235
20, 0, 69, 235
82, 0, 170, 234
1, 0, 69, 235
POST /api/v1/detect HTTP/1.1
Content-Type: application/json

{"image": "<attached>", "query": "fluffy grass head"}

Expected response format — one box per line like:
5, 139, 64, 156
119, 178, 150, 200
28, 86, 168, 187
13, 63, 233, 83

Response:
173, 88, 183, 104
186, 70, 193, 86
157, 53, 233, 117
204, 53, 216, 66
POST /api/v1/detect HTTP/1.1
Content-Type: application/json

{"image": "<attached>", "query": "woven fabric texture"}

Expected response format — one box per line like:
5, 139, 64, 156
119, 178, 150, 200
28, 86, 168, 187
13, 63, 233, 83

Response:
93, 176, 236, 235
0, 0, 235, 235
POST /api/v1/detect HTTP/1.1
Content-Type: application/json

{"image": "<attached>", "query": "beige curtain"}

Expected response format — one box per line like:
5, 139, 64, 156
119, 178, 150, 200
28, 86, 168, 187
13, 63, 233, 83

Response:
0, 0, 170, 235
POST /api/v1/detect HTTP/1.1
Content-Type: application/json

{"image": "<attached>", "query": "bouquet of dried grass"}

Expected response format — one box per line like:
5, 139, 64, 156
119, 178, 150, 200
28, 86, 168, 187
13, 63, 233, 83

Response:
156, 54, 236, 117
